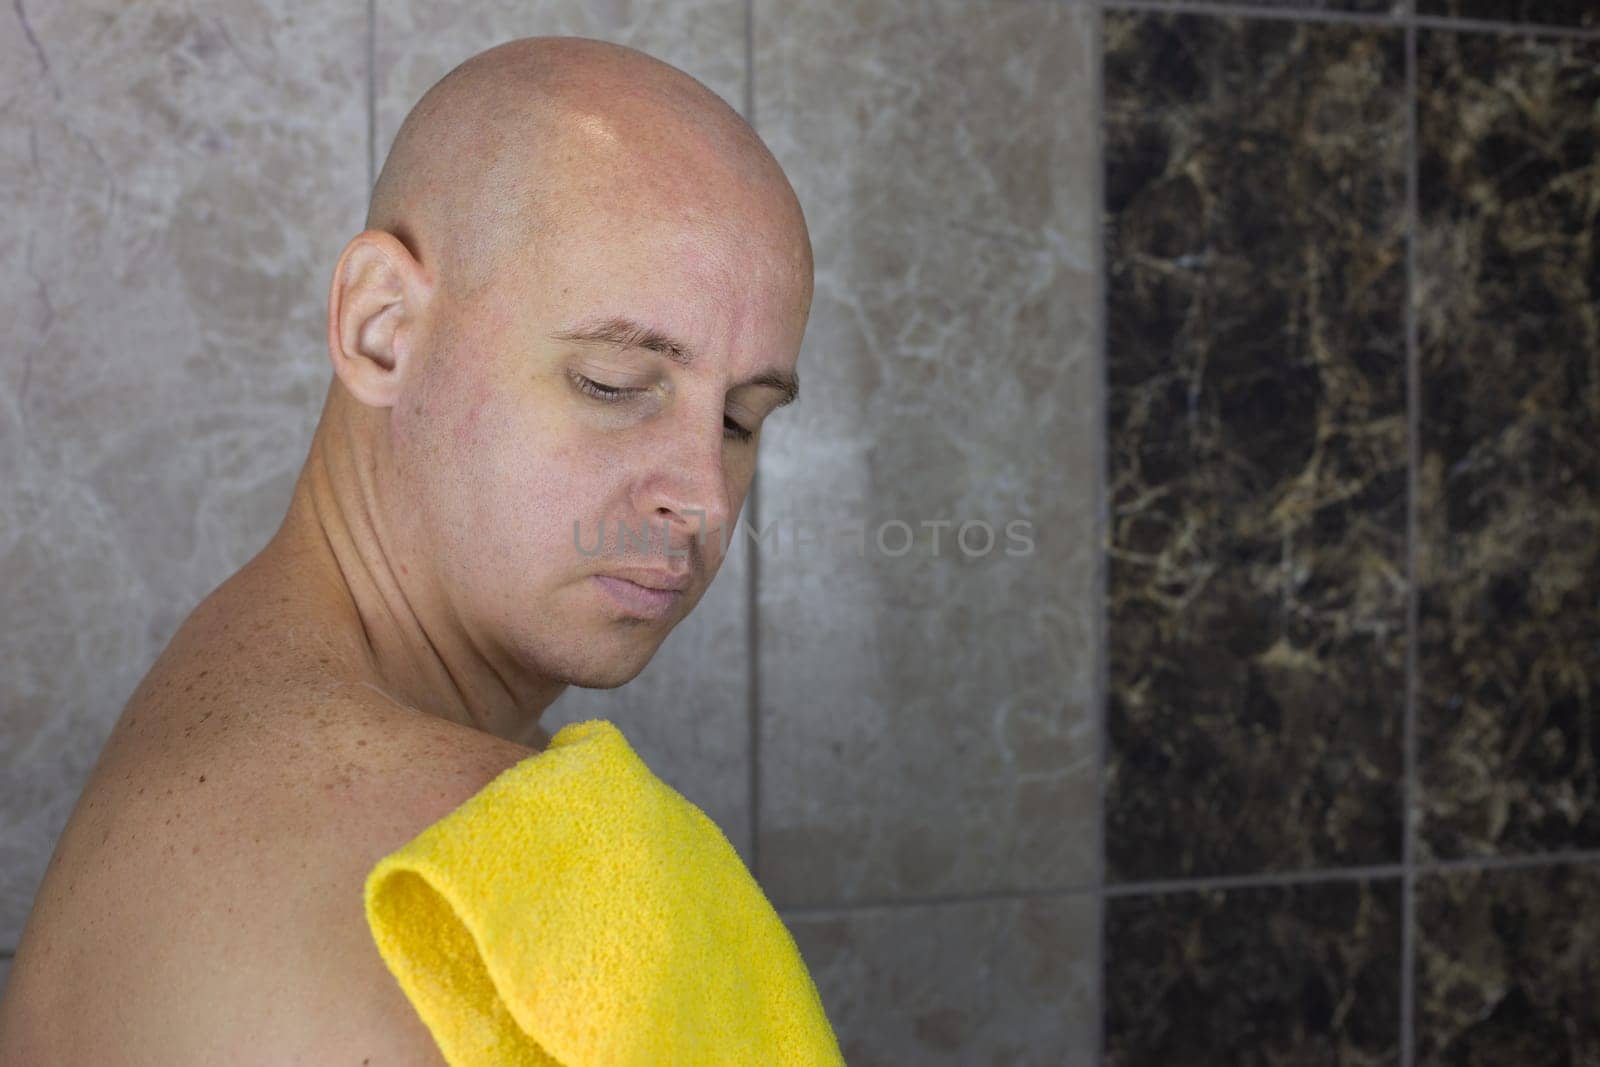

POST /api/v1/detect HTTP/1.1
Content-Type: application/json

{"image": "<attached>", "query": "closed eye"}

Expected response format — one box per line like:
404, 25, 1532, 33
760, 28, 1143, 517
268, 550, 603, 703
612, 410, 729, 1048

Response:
570, 372, 755, 444
571, 373, 636, 403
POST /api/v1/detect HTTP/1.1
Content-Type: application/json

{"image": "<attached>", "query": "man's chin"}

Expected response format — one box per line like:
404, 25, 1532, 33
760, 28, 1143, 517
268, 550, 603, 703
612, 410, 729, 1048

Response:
562, 664, 645, 690
558, 632, 668, 689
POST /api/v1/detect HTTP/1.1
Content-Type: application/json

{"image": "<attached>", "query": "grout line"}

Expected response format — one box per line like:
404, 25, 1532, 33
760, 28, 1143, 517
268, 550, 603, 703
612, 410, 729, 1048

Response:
744, 0, 761, 883
1100, 0, 1600, 40
1402, 5, 1419, 1064
1101, 0, 1402, 26
1423, 847, 1600, 874
1090, 1, 1111, 1065
744, 0, 755, 122
772, 849, 1600, 917
779, 883, 1104, 918
365, 0, 376, 197
1415, 13, 1600, 40
1106, 862, 1410, 897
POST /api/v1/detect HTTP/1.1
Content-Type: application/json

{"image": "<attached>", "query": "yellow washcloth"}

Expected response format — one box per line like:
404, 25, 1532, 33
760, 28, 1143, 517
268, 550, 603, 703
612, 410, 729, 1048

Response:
363, 717, 845, 1066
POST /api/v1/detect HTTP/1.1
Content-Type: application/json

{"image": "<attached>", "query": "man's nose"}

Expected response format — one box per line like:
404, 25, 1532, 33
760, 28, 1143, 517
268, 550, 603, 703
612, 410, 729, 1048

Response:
641, 424, 734, 557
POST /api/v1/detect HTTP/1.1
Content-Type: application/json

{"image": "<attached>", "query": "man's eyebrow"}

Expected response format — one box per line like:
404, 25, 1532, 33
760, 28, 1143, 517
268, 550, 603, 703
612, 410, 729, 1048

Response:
551, 315, 800, 408
553, 316, 692, 365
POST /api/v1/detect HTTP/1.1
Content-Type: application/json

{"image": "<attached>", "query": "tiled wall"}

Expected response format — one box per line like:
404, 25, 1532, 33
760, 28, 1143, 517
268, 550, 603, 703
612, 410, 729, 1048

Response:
2, 0, 371, 1009
754, 4, 1103, 1059
2, 1, 1595, 1063
1100, 2, 1598, 1066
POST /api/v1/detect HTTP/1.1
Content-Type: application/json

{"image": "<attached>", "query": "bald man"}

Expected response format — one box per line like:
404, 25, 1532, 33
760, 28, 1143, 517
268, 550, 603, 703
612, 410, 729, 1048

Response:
0, 36, 813, 1065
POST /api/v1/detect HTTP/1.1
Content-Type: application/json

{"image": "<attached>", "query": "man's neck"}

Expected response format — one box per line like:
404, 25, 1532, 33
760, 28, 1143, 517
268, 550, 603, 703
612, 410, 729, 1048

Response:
263, 428, 564, 748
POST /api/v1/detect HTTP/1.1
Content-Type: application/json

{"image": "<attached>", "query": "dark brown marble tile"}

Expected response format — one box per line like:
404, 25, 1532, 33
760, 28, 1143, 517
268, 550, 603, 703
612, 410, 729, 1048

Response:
1415, 862, 1600, 1064
1415, 28, 1600, 863
1104, 11, 1409, 882
1148, 0, 1403, 15
1105, 879, 1403, 1064
1417, 0, 1600, 30
781, 894, 1098, 1066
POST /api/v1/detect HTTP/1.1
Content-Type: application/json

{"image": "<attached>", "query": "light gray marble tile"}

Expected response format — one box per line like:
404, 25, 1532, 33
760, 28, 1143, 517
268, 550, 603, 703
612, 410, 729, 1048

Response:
753, 0, 1102, 905
783, 893, 1100, 1066
374, 0, 756, 861
0, 1, 367, 949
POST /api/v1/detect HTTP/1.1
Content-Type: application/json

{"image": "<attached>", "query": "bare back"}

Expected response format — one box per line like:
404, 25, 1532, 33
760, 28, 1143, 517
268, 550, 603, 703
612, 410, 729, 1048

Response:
0, 569, 541, 1066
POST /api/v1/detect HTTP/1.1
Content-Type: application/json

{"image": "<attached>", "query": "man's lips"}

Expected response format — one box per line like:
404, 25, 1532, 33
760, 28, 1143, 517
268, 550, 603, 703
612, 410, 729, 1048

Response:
597, 566, 691, 592
592, 574, 684, 619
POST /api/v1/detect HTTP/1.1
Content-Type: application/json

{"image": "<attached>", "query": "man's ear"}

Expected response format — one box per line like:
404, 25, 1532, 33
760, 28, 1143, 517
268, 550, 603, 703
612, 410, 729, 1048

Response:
326, 229, 436, 408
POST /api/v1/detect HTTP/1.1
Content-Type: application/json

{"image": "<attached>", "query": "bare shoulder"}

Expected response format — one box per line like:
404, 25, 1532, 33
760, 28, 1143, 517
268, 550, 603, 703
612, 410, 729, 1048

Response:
0, 681, 541, 1067
269, 688, 545, 1065
309, 683, 546, 820
198, 687, 542, 1065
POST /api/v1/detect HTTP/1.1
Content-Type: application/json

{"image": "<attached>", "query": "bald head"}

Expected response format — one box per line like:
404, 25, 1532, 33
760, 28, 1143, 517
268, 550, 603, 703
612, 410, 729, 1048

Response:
364, 36, 810, 306
306, 35, 814, 717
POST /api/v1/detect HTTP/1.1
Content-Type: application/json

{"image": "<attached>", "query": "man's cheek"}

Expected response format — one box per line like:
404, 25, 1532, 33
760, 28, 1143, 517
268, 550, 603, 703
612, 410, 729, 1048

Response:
498, 467, 592, 561
451, 387, 492, 449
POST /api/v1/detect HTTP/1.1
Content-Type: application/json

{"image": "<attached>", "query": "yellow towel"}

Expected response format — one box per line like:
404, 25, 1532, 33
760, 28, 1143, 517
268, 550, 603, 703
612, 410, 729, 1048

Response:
363, 717, 845, 1066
